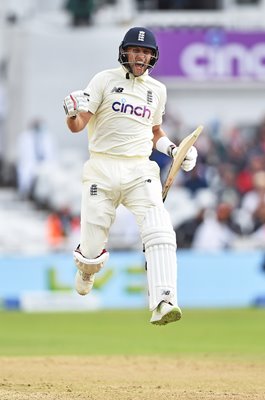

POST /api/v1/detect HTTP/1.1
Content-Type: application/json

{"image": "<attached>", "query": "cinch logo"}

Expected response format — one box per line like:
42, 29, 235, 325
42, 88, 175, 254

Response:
112, 99, 151, 119
180, 43, 265, 80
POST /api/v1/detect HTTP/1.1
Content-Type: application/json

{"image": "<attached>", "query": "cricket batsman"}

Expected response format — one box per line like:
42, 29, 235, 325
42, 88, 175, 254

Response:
63, 27, 198, 325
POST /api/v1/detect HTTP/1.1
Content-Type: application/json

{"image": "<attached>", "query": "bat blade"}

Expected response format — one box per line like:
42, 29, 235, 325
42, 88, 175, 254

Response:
162, 125, 203, 202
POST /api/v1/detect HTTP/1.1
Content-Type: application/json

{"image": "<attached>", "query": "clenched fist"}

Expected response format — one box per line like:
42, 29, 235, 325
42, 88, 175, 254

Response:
63, 90, 90, 118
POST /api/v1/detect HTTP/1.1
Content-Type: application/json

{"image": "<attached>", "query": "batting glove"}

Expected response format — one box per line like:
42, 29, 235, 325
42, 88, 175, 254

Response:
172, 145, 198, 172
63, 90, 90, 118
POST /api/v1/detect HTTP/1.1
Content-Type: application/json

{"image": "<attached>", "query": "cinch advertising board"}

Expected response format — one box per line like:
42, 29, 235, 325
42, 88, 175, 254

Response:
153, 28, 265, 81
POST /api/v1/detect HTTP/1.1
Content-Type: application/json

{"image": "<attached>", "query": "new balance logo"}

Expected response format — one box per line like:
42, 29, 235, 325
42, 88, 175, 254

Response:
138, 31, 145, 41
111, 87, 124, 93
90, 184, 97, 196
162, 290, 170, 296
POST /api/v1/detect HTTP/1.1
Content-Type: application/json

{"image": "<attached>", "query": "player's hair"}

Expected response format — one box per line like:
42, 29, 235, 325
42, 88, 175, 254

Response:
118, 27, 159, 72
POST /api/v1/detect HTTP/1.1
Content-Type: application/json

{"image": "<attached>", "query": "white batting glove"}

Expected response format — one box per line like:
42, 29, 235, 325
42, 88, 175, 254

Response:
63, 90, 90, 118
172, 145, 198, 172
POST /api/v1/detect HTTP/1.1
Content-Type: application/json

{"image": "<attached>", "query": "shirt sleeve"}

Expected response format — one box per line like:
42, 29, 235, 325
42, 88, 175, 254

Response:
83, 71, 105, 114
152, 83, 167, 126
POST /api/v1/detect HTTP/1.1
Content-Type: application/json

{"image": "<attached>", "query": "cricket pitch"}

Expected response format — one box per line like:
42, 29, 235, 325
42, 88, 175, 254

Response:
1, 355, 264, 400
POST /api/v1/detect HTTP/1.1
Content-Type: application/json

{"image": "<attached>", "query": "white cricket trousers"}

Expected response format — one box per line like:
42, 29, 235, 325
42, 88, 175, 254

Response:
80, 153, 166, 258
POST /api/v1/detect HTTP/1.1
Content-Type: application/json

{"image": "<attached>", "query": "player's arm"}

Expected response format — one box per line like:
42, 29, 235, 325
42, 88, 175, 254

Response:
152, 124, 172, 154
63, 90, 93, 133
152, 124, 198, 172
67, 111, 93, 133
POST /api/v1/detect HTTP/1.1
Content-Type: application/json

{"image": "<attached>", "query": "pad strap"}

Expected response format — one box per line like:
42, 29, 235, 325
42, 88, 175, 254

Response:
73, 246, 109, 274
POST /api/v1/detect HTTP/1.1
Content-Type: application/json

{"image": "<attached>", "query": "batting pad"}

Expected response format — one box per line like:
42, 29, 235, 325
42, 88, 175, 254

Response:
142, 207, 177, 311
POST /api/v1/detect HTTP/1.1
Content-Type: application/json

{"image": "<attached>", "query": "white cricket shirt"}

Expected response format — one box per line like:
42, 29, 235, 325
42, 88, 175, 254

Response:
84, 66, 167, 157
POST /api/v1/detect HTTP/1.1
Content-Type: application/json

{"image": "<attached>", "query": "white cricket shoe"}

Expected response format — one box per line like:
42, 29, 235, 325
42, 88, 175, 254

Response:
75, 270, 95, 296
150, 301, 182, 326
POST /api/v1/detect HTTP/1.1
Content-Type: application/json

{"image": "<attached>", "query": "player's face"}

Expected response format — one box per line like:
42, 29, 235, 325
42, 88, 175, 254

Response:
126, 46, 153, 76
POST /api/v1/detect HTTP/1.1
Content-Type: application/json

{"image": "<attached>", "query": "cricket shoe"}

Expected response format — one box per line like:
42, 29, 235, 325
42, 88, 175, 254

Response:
75, 270, 95, 296
150, 301, 182, 326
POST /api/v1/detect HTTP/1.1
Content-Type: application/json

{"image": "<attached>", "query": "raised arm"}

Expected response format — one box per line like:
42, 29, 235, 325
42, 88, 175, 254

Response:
63, 90, 93, 133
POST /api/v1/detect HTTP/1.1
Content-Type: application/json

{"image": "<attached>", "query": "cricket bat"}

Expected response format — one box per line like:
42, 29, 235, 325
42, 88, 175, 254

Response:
162, 125, 203, 202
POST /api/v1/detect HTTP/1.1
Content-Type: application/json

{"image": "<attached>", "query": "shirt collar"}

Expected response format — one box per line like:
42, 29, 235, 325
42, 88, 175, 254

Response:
119, 66, 149, 82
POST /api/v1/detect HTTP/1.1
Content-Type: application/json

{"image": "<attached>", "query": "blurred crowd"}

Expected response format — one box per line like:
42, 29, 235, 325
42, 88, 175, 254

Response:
63, 0, 219, 28
162, 114, 265, 251
1, 111, 264, 253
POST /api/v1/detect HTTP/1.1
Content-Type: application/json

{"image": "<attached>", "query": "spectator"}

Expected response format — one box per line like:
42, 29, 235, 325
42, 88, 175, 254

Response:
65, 0, 94, 27
183, 164, 208, 195
16, 119, 55, 199
175, 188, 217, 248
175, 207, 205, 248
215, 163, 241, 208
192, 202, 240, 251
236, 151, 265, 195
47, 212, 65, 251
234, 202, 265, 250
241, 171, 265, 216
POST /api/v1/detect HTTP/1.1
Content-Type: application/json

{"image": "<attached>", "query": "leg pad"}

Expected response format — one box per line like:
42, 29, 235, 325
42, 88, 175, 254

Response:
142, 207, 177, 311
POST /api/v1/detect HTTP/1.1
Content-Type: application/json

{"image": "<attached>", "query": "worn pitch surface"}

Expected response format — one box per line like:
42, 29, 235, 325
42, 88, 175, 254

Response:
1, 356, 265, 400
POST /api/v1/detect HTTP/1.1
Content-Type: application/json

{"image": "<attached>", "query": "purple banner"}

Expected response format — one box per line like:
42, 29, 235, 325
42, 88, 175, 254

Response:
152, 28, 265, 81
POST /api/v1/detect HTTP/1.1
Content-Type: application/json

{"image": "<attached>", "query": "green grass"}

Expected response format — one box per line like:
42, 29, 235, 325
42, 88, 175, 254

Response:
0, 308, 264, 358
